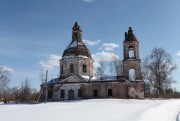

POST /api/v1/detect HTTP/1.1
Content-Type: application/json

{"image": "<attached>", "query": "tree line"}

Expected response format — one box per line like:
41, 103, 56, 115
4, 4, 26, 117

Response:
0, 68, 39, 103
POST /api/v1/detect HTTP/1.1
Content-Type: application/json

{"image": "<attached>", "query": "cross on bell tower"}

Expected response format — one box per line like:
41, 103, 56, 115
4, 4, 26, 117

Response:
123, 27, 142, 81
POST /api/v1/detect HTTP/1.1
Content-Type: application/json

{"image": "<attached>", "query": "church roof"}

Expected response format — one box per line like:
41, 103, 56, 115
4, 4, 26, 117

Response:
47, 75, 127, 86
62, 40, 92, 59
62, 22, 92, 59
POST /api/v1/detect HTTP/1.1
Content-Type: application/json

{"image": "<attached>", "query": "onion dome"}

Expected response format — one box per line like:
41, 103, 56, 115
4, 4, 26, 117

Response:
62, 22, 92, 59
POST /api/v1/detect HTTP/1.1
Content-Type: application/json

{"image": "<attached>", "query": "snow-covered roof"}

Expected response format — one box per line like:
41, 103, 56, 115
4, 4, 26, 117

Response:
46, 75, 126, 85
65, 41, 85, 50
47, 78, 59, 85
62, 40, 92, 59
81, 75, 124, 82
69, 40, 77, 48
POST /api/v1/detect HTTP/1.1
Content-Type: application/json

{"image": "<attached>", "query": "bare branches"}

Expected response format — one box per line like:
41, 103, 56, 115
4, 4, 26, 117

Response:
8, 79, 39, 103
95, 61, 106, 80
95, 56, 123, 79
109, 56, 123, 77
0, 67, 11, 100
142, 48, 177, 96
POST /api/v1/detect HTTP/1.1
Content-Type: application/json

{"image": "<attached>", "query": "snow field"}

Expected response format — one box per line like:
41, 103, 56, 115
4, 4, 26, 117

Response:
138, 99, 180, 121
0, 99, 180, 121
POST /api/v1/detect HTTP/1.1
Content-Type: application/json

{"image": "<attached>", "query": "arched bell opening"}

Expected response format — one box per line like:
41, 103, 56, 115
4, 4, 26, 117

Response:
128, 46, 135, 59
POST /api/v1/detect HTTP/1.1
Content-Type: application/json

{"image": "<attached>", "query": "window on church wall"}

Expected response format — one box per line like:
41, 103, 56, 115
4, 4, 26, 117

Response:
48, 90, 52, 98
78, 89, 81, 97
128, 46, 135, 58
93, 89, 98, 97
129, 68, 136, 81
60, 89, 65, 98
108, 89, 113, 97
82, 64, 87, 73
61, 65, 63, 74
70, 64, 74, 73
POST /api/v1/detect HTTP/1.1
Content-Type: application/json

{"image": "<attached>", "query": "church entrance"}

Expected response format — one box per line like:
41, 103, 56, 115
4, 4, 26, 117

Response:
68, 89, 74, 100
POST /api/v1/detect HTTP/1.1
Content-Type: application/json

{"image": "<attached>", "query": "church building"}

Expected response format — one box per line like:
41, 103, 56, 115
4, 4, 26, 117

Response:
40, 22, 144, 101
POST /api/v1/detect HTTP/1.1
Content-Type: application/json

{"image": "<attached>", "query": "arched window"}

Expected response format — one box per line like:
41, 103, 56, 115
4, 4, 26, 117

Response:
60, 89, 65, 98
129, 68, 136, 81
70, 64, 74, 73
82, 64, 87, 73
61, 65, 63, 74
108, 89, 113, 96
128, 46, 134, 58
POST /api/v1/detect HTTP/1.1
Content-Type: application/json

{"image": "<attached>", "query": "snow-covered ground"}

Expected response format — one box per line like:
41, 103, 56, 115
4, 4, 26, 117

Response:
0, 99, 180, 121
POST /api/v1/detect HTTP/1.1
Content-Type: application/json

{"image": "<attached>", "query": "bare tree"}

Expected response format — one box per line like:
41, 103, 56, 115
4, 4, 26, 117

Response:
30, 88, 39, 101
95, 61, 106, 80
10, 84, 39, 103
0, 67, 11, 101
142, 48, 177, 97
19, 78, 31, 101
10, 86, 20, 101
109, 56, 123, 77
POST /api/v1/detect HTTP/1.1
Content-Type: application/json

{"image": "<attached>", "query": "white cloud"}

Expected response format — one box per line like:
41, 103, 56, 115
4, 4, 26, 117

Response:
83, 0, 95, 2
0, 65, 14, 72
83, 39, 101, 46
100, 43, 119, 51
92, 51, 119, 68
176, 51, 180, 56
39, 54, 61, 69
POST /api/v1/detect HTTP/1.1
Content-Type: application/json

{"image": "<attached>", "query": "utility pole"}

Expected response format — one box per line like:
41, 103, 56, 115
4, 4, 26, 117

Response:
36, 70, 48, 104
45, 70, 48, 104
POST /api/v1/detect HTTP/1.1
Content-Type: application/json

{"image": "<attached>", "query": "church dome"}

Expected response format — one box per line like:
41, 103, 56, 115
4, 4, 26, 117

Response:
62, 40, 92, 58
62, 22, 92, 59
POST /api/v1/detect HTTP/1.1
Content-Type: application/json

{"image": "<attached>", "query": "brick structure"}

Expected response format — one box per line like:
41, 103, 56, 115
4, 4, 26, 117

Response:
40, 22, 144, 101
123, 27, 143, 81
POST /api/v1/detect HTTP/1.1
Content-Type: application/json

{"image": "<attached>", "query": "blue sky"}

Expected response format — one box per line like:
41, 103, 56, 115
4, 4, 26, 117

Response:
0, 0, 180, 90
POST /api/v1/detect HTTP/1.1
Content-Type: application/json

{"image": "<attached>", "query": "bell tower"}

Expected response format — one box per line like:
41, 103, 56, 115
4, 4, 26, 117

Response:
123, 27, 142, 81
